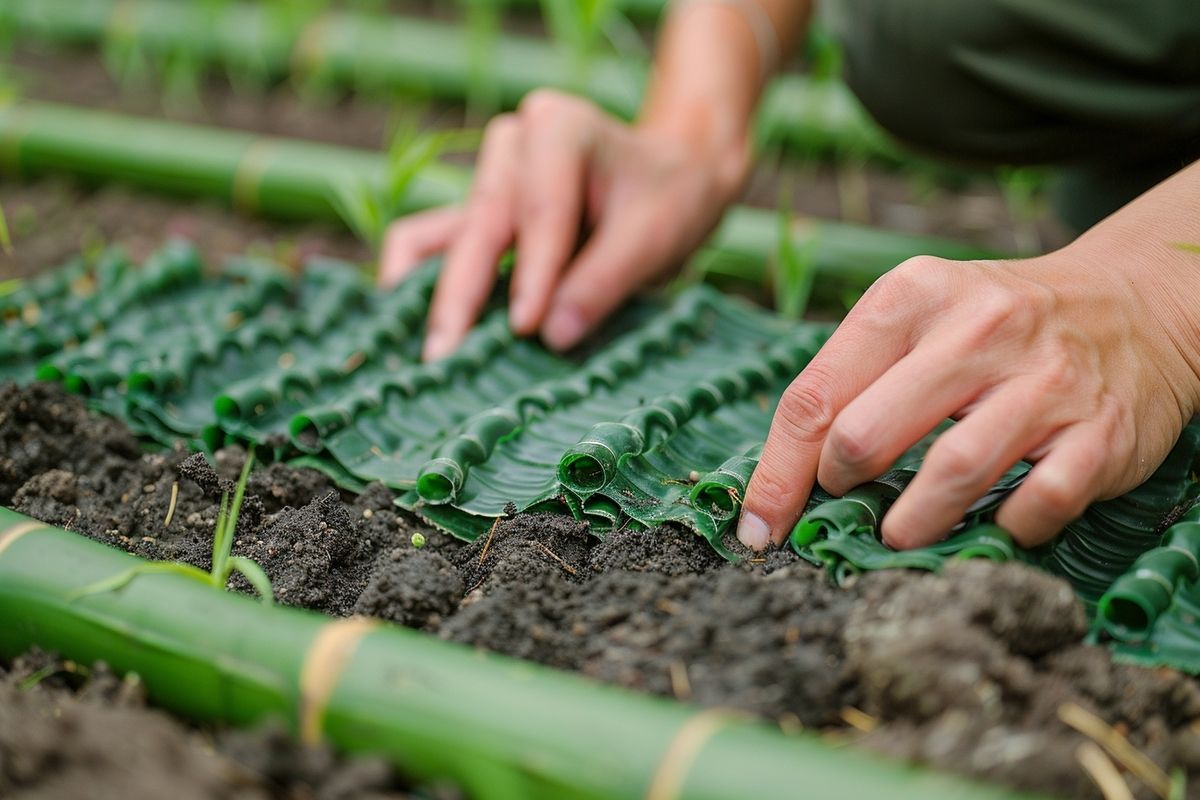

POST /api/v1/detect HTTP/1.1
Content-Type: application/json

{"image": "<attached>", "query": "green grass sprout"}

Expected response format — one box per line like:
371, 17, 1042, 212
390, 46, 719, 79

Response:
331, 121, 480, 250
772, 182, 819, 320
69, 454, 273, 604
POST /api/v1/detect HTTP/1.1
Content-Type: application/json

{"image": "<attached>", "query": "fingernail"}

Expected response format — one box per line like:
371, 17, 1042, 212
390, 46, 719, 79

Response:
543, 305, 588, 351
423, 330, 451, 362
737, 512, 771, 551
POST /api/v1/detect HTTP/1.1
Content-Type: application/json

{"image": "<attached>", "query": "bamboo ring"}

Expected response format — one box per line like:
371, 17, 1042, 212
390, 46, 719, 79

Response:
0, 521, 51, 561
231, 138, 277, 215
298, 616, 379, 745
644, 708, 746, 800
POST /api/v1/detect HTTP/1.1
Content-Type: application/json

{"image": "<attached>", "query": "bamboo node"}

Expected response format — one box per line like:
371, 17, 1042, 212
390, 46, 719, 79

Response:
0, 520, 51, 561
298, 616, 379, 745
644, 708, 746, 800
231, 138, 278, 215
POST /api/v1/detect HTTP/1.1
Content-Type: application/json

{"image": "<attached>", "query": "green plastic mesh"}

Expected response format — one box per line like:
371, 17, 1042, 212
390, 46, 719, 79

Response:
8, 242, 1200, 671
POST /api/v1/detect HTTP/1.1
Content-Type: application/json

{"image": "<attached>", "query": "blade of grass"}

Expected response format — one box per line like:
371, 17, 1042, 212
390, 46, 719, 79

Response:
209, 491, 232, 586
228, 556, 274, 604
67, 561, 213, 600
772, 183, 818, 320
212, 453, 256, 584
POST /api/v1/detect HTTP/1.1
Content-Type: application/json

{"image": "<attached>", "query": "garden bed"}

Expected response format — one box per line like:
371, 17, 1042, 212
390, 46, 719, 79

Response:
4, 379, 1200, 800
0, 12, 1171, 799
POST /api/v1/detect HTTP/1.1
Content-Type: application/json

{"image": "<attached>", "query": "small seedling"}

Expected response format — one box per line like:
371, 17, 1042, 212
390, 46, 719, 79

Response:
410, 532, 426, 549
330, 121, 480, 249
539, 0, 612, 81
772, 183, 819, 320
70, 454, 274, 604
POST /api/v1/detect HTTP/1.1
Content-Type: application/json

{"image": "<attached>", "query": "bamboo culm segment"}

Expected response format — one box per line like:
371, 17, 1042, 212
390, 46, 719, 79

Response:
0, 0, 895, 164
0, 510, 1036, 800
0, 101, 999, 293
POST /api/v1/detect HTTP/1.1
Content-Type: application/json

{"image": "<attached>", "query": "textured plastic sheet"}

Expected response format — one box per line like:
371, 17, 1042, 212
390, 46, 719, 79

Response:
10, 245, 1200, 670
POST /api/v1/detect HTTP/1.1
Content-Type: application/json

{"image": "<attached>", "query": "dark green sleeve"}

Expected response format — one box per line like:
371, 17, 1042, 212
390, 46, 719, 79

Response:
825, 0, 1200, 228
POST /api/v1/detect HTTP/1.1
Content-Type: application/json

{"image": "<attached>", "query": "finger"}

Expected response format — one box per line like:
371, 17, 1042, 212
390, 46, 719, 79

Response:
424, 114, 521, 361
994, 421, 1110, 547
880, 380, 1070, 549
378, 206, 463, 288
816, 334, 997, 496
510, 93, 592, 335
735, 314, 921, 550
538, 202, 676, 351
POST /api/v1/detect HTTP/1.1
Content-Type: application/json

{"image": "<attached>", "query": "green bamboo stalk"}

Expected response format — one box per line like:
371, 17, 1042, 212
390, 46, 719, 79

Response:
0, 0, 897, 163
0, 508, 1038, 800
0, 102, 998, 292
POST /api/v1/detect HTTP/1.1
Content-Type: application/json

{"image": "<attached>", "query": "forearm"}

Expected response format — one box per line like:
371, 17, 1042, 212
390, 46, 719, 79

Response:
638, 0, 813, 167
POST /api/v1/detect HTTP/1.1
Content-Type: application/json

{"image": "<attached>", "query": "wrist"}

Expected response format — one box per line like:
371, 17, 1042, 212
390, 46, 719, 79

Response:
1058, 224, 1200, 414
635, 107, 752, 199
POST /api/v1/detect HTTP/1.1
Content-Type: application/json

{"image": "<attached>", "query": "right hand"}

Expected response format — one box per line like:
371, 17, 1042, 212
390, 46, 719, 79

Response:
379, 89, 750, 361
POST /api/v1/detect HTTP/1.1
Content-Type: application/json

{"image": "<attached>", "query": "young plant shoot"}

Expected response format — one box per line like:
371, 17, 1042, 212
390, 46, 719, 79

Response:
70, 454, 273, 604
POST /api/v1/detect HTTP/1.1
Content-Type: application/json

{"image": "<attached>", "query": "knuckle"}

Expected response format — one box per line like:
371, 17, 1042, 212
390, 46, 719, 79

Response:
744, 463, 800, 525
486, 112, 519, 135
482, 113, 521, 147
824, 417, 884, 474
1025, 470, 1086, 520
961, 289, 1030, 348
926, 434, 987, 489
857, 257, 945, 314
520, 191, 572, 227
518, 88, 570, 120
1031, 347, 1081, 397
776, 370, 838, 444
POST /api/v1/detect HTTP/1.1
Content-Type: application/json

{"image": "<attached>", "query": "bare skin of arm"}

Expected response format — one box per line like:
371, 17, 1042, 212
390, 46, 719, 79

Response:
379, 0, 811, 359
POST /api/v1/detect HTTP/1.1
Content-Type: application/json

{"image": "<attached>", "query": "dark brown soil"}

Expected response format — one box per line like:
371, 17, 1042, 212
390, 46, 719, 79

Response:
5, 380, 1200, 800
0, 649, 429, 800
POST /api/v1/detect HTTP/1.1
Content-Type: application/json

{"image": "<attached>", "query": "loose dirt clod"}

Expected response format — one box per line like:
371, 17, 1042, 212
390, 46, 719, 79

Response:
0, 649, 418, 800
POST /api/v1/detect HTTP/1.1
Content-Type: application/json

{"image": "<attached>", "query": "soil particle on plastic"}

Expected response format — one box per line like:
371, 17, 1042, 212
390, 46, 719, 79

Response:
0, 649, 421, 800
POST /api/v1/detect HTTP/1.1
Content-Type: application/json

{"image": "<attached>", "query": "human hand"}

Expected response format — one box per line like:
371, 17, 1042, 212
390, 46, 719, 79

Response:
736, 229, 1200, 552
379, 89, 749, 361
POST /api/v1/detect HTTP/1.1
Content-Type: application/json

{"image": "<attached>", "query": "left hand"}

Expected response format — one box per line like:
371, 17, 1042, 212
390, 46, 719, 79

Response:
736, 229, 1200, 551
